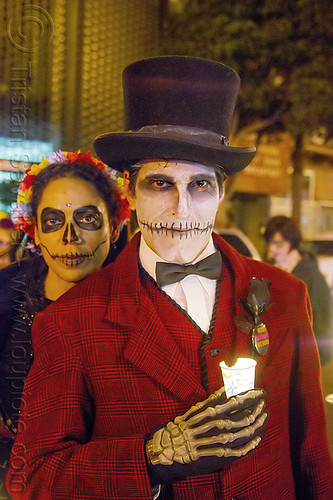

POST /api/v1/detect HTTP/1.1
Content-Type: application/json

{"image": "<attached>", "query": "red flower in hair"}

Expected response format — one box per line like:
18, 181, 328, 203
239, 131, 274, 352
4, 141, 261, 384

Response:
67, 151, 106, 170
16, 217, 34, 239
13, 149, 131, 241
21, 173, 36, 191
114, 190, 132, 224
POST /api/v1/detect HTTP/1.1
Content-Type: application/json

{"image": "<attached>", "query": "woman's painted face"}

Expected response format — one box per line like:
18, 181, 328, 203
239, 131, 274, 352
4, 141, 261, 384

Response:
132, 160, 223, 263
267, 231, 291, 266
34, 176, 112, 286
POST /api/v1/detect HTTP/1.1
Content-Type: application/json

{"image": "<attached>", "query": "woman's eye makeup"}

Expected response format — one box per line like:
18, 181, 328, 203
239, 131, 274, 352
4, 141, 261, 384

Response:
40, 206, 103, 233
73, 206, 103, 231
41, 208, 65, 233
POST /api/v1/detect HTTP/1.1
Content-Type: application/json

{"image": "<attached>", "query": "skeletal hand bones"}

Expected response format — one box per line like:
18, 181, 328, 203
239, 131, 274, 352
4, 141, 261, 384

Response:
146, 388, 267, 467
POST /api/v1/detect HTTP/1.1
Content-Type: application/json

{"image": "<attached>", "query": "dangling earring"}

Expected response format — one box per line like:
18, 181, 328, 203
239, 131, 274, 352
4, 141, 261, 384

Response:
110, 226, 120, 245
16, 233, 41, 259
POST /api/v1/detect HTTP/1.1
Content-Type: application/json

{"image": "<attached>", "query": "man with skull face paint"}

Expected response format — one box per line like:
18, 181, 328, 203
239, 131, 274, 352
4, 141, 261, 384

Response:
8, 58, 333, 499
0, 150, 129, 497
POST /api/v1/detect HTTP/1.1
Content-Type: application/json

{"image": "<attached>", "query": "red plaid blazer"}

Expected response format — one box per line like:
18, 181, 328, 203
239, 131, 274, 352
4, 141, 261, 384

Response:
7, 233, 333, 499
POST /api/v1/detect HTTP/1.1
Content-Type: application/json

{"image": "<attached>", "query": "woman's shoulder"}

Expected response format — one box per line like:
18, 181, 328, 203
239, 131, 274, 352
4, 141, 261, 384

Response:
293, 253, 322, 280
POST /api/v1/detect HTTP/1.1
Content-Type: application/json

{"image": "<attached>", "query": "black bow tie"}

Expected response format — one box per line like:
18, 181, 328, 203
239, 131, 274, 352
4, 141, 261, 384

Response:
155, 251, 222, 287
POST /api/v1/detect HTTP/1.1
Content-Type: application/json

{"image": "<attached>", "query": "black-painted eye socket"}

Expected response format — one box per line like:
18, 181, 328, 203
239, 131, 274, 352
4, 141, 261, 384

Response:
73, 206, 103, 231
41, 208, 65, 233
40, 205, 103, 233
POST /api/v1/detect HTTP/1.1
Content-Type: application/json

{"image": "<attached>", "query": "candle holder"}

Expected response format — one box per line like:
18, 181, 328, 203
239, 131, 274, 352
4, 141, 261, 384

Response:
220, 358, 257, 398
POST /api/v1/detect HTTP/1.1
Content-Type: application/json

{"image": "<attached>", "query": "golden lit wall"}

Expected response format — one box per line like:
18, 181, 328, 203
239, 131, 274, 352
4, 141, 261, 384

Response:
0, 0, 54, 144
0, 0, 161, 153
51, 0, 161, 151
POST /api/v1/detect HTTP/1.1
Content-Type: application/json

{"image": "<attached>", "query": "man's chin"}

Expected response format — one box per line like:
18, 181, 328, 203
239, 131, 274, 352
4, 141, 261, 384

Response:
152, 238, 210, 264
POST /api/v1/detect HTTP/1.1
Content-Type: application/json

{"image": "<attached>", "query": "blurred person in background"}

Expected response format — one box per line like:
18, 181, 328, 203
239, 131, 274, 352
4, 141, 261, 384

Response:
0, 150, 130, 498
264, 215, 333, 365
0, 216, 19, 270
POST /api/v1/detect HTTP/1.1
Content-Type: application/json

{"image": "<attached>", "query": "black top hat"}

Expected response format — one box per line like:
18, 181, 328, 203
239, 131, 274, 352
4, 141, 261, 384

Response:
93, 56, 256, 175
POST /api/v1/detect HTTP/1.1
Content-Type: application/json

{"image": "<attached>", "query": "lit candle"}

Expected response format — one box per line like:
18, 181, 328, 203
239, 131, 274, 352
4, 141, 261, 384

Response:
220, 358, 257, 399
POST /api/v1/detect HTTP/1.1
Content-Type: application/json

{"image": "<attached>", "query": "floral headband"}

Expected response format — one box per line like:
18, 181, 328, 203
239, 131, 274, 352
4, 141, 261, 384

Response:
12, 150, 131, 239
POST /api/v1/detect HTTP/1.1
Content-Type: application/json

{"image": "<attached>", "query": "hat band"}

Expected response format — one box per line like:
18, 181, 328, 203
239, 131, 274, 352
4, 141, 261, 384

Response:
133, 125, 230, 147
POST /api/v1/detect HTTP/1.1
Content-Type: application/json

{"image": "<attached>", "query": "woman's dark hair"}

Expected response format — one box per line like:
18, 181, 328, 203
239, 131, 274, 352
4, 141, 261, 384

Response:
26, 160, 122, 314
264, 215, 302, 250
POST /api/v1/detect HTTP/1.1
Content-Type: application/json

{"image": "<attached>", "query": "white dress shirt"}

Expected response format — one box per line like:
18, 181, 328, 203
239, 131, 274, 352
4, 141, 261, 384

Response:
139, 237, 219, 333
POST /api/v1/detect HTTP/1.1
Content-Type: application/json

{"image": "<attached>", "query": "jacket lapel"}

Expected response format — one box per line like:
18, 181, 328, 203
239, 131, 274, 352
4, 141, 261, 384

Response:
104, 233, 206, 405
213, 233, 272, 385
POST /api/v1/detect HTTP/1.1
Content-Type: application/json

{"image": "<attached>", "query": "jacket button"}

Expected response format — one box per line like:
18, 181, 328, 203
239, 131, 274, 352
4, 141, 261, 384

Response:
210, 348, 223, 356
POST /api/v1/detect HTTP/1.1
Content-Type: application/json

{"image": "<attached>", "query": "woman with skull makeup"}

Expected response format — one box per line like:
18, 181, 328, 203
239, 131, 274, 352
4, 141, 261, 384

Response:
0, 150, 130, 497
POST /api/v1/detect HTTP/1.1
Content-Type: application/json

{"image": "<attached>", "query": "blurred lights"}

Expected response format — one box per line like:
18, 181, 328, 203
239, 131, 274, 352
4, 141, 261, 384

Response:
0, 136, 55, 163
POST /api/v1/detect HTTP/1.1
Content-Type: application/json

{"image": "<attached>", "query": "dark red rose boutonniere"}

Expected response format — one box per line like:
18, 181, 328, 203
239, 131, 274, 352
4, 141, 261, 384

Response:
235, 278, 271, 356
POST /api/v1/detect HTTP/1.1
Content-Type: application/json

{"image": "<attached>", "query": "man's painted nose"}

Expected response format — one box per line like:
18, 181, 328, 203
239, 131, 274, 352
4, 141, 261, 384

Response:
174, 190, 192, 218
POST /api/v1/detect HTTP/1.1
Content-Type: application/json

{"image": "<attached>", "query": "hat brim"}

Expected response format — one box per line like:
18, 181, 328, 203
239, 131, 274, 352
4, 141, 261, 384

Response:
93, 132, 256, 175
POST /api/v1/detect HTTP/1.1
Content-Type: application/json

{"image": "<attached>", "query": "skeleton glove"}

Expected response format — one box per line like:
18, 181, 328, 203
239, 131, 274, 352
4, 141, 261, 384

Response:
145, 387, 268, 484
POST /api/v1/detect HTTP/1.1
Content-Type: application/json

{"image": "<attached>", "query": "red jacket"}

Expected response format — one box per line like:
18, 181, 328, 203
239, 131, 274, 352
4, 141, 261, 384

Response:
7, 233, 333, 499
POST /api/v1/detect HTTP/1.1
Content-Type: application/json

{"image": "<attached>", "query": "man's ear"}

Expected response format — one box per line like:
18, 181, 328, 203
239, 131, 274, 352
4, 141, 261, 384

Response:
218, 187, 225, 207
123, 170, 136, 211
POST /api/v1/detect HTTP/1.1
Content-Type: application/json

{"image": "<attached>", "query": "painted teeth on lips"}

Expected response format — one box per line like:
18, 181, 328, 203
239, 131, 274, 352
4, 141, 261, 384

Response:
55, 252, 93, 266
56, 252, 93, 259
141, 221, 207, 232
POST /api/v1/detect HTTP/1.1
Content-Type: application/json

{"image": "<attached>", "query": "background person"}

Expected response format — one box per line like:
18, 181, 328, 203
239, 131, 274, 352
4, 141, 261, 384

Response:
0, 217, 19, 270
7, 57, 333, 499
0, 150, 130, 498
264, 215, 333, 365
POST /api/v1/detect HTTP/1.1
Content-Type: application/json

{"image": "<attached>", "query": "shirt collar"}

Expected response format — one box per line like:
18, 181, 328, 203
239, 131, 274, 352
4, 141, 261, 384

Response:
139, 235, 217, 282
